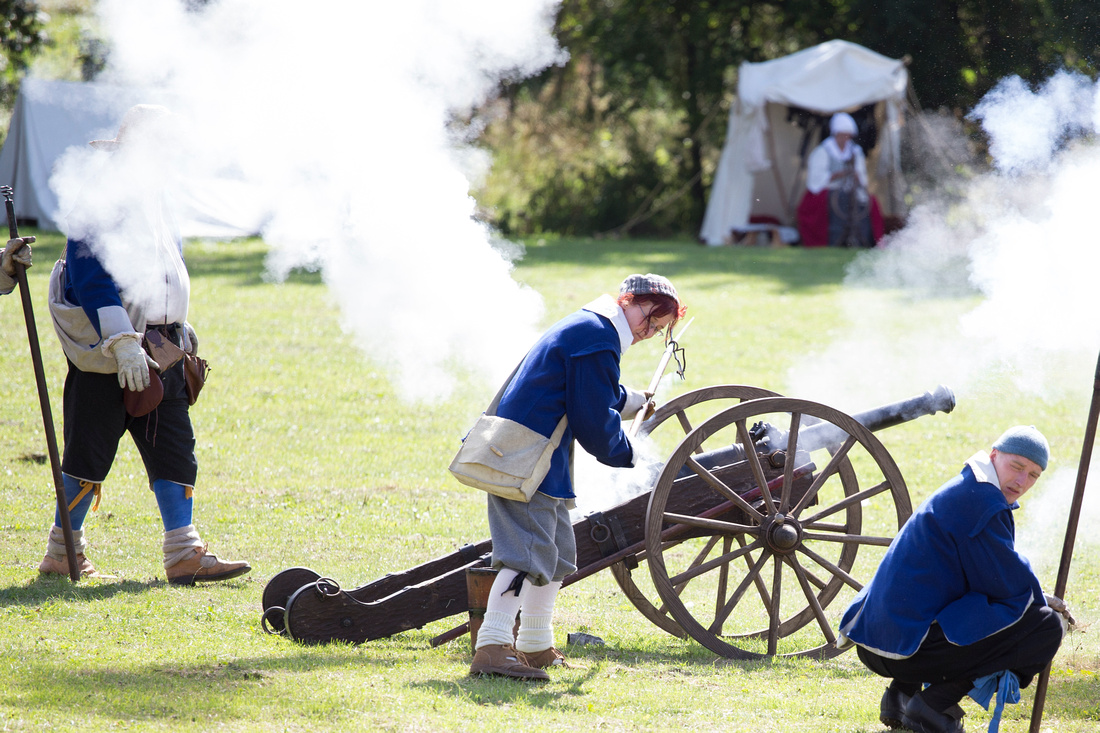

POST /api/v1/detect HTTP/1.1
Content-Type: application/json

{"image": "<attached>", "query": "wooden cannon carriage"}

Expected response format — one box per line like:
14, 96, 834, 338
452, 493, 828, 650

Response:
261, 383, 956, 659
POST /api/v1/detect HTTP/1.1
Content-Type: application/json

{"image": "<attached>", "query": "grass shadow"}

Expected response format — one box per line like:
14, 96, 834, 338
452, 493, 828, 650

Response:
0, 573, 253, 607
416, 661, 603, 704
183, 238, 324, 286
0, 646, 394, 723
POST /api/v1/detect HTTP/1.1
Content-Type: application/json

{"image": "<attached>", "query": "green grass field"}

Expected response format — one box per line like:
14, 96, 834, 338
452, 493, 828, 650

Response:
1, 233, 1096, 731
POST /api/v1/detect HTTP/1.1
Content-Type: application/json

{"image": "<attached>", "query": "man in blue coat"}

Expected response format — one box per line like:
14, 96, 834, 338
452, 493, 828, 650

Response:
838, 426, 1070, 732
468, 273, 685, 680
37, 104, 249, 585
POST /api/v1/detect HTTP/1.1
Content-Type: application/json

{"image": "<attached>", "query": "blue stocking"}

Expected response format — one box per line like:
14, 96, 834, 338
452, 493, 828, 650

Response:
152, 479, 194, 532
56, 473, 99, 530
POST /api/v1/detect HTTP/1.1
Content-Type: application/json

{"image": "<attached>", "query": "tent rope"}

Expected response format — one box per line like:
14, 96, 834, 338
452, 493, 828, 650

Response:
905, 79, 959, 176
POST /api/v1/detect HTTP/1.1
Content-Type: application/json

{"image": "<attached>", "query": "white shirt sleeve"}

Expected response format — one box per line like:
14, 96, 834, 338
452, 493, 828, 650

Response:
805, 146, 831, 194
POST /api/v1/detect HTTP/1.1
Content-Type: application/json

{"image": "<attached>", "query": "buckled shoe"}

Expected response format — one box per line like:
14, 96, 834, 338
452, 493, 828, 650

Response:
521, 647, 586, 670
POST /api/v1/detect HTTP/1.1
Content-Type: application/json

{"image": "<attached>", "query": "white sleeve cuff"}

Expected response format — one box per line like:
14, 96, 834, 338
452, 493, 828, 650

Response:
622, 387, 647, 418
97, 306, 140, 354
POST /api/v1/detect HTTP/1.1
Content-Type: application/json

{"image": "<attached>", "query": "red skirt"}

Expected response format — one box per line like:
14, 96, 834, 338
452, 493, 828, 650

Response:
796, 190, 884, 247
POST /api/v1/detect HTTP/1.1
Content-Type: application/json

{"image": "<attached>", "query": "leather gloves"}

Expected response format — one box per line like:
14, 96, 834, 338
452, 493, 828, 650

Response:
110, 336, 160, 391
1, 236, 34, 276
182, 322, 198, 355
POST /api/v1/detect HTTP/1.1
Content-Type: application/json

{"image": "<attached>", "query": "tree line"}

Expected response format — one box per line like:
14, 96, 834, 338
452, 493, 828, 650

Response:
1, 1, 1094, 238
474, 0, 1097, 237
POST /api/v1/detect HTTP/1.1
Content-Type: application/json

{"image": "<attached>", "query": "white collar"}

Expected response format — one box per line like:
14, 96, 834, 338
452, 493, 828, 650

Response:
824, 136, 855, 162
583, 294, 632, 353
966, 450, 1001, 488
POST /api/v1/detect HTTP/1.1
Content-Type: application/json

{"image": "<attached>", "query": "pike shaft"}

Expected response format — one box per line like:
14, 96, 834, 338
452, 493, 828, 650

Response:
3, 188, 80, 582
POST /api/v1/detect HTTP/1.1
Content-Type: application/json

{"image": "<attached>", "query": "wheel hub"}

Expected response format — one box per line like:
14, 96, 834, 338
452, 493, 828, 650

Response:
764, 514, 802, 554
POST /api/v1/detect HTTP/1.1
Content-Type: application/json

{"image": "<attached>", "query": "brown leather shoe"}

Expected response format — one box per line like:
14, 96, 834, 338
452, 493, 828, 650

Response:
38, 553, 115, 579
166, 546, 251, 586
521, 647, 585, 670
469, 644, 550, 680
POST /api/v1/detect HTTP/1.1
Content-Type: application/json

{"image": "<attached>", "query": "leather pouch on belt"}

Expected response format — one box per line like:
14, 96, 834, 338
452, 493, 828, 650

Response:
144, 329, 185, 371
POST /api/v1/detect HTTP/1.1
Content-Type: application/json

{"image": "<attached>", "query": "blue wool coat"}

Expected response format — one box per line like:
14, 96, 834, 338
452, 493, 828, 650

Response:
839, 453, 1046, 658
495, 306, 635, 501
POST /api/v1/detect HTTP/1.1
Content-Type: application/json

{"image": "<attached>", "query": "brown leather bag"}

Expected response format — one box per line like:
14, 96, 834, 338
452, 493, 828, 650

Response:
144, 329, 185, 370
144, 328, 209, 406
183, 353, 209, 405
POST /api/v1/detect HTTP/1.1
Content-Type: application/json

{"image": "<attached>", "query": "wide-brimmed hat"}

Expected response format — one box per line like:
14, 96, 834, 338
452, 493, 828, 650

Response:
89, 104, 173, 151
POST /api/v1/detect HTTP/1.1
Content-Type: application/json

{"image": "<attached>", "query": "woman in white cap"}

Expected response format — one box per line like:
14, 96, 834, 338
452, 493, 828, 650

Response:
796, 111, 883, 248
468, 273, 686, 680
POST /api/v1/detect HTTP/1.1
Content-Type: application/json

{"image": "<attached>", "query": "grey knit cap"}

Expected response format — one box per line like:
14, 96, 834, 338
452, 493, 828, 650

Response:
619, 273, 679, 302
993, 425, 1050, 470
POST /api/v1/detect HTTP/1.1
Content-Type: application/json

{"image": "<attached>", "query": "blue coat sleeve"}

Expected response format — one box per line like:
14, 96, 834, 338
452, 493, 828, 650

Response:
64, 237, 124, 337
566, 349, 634, 468
938, 508, 1044, 643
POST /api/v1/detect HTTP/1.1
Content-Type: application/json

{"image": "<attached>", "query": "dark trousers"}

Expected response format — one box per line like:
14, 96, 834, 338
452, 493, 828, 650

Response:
61, 355, 198, 486
857, 605, 1064, 707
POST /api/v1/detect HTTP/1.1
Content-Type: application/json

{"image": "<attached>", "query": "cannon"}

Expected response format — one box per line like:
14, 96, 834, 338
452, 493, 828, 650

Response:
260, 383, 956, 659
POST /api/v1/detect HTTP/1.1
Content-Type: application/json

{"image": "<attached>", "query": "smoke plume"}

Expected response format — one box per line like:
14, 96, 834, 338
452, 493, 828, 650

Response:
52, 0, 566, 401
788, 71, 1100, 410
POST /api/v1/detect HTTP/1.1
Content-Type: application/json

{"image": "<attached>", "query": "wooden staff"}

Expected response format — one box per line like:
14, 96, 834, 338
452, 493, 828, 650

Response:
1, 186, 80, 582
1028, 349, 1100, 731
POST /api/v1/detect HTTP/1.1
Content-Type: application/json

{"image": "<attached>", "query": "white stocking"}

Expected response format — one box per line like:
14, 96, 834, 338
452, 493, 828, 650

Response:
516, 580, 561, 653
474, 568, 525, 650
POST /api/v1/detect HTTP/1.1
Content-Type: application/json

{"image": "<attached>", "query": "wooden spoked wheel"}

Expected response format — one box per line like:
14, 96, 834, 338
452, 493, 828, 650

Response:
644, 396, 912, 659
609, 385, 781, 639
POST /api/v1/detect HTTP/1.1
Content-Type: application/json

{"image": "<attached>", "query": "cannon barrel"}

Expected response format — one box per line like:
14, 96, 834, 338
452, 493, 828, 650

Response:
690, 385, 956, 472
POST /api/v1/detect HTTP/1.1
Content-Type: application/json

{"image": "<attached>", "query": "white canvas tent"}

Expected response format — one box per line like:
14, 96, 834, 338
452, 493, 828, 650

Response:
0, 77, 267, 238
699, 40, 910, 246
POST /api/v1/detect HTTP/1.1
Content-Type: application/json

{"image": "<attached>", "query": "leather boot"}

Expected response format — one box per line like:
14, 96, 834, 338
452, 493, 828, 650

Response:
165, 546, 251, 586
879, 686, 911, 729
902, 694, 966, 733
469, 644, 549, 681
38, 553, 114, 579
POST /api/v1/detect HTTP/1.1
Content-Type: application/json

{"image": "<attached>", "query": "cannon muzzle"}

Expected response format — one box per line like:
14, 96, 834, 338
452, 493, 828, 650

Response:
782, 384, 956, 452
690, 385, 956, 472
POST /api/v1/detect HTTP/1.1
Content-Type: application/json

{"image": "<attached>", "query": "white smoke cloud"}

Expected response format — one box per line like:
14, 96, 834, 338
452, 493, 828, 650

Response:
54, 0, 567, 401
969, 70, 1097, 175
1016, 467, 1100, 580
787, 71, 1100, 412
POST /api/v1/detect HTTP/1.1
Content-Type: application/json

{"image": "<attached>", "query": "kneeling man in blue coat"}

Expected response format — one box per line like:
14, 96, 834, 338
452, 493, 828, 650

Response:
838, 426, 1072, 733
